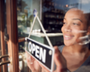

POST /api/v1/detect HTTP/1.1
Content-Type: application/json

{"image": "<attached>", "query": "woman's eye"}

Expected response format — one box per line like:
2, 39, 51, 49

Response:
73, 23, 80, 26
63, 22, 66, 25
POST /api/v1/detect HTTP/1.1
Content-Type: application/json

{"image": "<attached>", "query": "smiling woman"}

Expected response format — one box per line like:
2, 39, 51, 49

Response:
59, 8, 90, 72
26, 8, 90, 72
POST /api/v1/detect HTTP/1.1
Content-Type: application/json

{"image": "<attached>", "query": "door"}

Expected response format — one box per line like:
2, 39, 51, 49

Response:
0, 0, 19, 72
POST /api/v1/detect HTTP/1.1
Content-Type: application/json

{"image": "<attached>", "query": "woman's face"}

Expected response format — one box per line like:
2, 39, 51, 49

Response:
61, 9, 88, 46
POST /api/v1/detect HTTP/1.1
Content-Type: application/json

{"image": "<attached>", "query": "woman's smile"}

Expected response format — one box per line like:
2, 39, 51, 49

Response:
64, 34, 74, 40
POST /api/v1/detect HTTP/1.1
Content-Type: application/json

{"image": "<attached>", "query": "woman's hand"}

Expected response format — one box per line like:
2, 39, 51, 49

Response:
40, 46, 67, 72
26, 51, 41, 72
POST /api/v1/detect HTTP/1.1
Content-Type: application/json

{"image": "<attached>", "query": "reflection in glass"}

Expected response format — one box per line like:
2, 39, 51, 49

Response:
17, 0, 41, 38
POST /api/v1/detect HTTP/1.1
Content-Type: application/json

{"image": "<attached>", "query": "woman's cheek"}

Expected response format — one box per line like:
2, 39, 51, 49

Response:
72, 28, 86, 34
72, 29, 79, 33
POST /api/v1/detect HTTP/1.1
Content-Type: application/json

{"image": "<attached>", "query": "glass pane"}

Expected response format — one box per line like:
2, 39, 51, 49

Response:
42, 0, 80, 32
17, 0, 41, 38
17, 0, 41, 72
17, 0, 41, 52
42, 0, 90, 46
17, 0, 90, 72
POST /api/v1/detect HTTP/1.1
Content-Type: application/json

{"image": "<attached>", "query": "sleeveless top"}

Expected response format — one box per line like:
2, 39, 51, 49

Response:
57, 45, 90, 72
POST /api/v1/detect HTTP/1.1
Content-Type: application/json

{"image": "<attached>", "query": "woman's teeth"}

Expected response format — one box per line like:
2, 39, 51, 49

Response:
64, 35, 74, 40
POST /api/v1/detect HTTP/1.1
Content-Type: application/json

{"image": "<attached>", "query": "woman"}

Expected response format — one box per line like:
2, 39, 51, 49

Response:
26, 8, 90, 72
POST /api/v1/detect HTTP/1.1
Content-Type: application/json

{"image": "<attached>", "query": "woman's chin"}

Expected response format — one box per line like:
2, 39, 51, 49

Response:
64, 41, 73, 46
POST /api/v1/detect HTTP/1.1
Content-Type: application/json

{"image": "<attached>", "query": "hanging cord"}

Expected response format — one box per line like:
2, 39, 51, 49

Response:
28, 12, 53, 48
28, 14, 37, 38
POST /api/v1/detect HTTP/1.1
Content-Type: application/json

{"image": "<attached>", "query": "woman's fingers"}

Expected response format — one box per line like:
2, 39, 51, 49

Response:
26, 51, 41, 72
34, 60, 41, 71
26, 51, 35, 71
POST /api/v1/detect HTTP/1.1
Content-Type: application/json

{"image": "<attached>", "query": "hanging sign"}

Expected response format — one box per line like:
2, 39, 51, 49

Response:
25, 37, 55, 72
25, 10, 55, 72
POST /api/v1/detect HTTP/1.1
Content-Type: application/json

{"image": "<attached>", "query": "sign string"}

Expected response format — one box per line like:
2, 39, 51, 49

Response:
28, 12, 53, 48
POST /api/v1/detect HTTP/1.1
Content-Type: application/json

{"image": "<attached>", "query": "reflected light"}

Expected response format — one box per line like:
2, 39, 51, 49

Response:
66, 4, 69, 7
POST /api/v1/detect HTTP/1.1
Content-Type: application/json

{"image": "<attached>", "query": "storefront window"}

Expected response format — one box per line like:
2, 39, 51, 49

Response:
17, 0, 41, 38
0, 0, 90, 72
17, 0, 90, 51
17, 0, 90, 71
17, 0, 41, 52
42, 0, 81, 32
17, 1, 41, 71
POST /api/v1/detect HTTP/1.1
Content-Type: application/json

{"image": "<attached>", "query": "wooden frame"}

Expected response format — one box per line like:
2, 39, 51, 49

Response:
6, 0, 19, 72
0, 0, 7, 72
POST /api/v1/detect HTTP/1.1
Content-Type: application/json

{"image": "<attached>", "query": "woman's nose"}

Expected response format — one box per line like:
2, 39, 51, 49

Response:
64, 25, 72, 32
